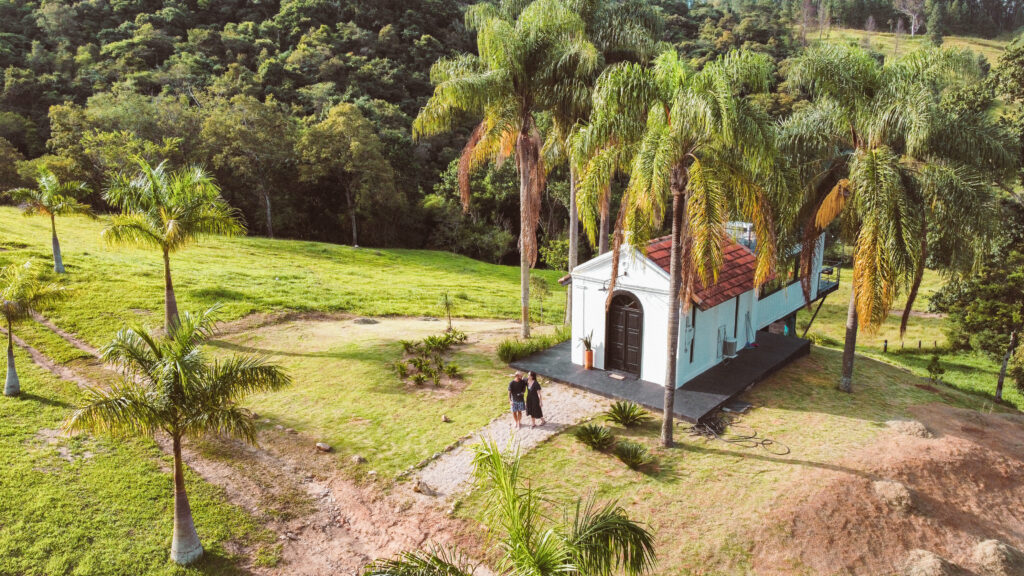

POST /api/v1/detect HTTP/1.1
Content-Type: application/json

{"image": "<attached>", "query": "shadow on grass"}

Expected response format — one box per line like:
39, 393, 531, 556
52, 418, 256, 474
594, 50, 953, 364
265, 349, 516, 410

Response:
18, 391, 73, 409
208, 339, 389, 361
190, 549, 257, 576
674, 440, 873, 479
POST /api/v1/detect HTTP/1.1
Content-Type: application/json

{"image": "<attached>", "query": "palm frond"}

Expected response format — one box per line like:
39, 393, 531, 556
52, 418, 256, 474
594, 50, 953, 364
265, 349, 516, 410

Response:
565, 496, 656, 576
363, 547, 477, 576
64, 381, 164, 438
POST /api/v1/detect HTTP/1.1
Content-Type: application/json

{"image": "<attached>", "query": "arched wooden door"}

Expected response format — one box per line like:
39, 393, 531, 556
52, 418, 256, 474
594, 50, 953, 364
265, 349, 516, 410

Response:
606, 293, 643, 375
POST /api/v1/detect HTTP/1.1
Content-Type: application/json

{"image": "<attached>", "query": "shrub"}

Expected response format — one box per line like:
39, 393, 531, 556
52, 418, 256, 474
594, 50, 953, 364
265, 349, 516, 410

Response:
444, 363, 461, 378
497, 325, 572, 363
399, 340, 419, 354
604, 401, 651, 428
411, 373, 427, 386
927, 353, 945, 384
393, 361, 409, 379
574, 424, 614, 451
614, 441, 654, 470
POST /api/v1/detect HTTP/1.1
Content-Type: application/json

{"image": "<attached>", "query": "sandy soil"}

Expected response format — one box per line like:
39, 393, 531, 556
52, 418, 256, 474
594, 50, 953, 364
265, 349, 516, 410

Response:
753, 404, 1024, 575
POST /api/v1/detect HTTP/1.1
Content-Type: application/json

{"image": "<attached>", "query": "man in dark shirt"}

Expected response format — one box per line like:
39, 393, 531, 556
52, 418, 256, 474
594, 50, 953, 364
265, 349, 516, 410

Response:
508, 371, 528, 429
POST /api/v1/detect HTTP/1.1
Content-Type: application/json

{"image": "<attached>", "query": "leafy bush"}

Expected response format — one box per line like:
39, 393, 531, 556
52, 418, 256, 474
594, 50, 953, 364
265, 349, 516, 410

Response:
393, 361, 408, 379
604, 401, 651, 428
444, 363, 461, 378
614, 441, 654, 470
927, 353, 945, 384
573, 424, 615, 451
411, 373, 427, 386
399, 339, 419, 354
395, 330, 469, 388
807, 332, 841, 348
497, 325, 571, 363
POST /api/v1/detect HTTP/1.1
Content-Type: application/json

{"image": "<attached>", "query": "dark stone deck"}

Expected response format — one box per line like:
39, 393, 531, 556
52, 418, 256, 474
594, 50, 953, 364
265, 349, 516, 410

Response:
511, 331, 810, 423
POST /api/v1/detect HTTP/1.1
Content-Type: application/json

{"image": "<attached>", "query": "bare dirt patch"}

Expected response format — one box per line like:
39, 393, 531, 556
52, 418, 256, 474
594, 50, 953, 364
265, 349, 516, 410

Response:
753, 404, 1024, 575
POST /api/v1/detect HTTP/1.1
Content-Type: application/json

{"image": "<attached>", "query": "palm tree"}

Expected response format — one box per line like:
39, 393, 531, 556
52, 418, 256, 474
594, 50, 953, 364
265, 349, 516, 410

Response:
363, 441, 656, 576
542, 0, 661, 322
6, 168, 92, 273
577, 49, 786, 447
780, 44, 1018, 392
413, 0, 600, 338
103, 159, 244, 331
63, 307, 290, 565
1, 261, 66, 396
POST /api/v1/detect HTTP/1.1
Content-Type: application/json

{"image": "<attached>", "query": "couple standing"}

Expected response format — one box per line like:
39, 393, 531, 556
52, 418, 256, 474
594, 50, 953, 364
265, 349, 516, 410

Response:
508, 371, 545, 429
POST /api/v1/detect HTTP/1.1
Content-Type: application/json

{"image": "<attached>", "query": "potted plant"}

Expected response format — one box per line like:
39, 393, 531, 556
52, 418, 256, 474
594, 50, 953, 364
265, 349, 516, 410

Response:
580, 331, 594, 370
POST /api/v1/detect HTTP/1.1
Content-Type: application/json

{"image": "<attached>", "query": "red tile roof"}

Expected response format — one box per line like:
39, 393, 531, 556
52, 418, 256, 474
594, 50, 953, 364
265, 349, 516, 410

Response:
645, 235, 765, 310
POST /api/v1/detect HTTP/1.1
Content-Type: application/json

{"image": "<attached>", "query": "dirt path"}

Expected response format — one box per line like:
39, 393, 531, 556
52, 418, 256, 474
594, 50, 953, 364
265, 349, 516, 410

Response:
415, 382, 610, 500
17, 313, 492, 574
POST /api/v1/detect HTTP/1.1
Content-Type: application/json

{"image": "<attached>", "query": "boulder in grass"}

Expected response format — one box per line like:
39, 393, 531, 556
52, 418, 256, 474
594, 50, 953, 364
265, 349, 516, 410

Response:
353, 317, 378, 325
351, 454, 366, 464
315, 442, 332, 453
886, 419, 934, 439
903, 550, 967, 576
972, 540, 1024, 576
441, 414, 451, 423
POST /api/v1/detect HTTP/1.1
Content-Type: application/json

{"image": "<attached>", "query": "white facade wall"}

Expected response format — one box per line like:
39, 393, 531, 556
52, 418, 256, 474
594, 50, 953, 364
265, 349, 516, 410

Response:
569, 235, 826, 390
571, 250, 671, 385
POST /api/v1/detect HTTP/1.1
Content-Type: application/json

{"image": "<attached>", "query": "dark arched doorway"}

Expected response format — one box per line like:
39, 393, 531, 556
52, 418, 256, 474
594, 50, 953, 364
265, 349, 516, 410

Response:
606, 292, 643, 375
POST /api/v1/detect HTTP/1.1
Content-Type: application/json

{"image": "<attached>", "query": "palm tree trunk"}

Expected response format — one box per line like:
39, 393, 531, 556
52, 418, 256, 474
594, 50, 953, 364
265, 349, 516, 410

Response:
996, 330, 1018, 402
566, 169, 579, 325
51, 214, 65, 274
598, 189, 610, 255
170, 435, 203, 565
662, 190, 685, 447
346, 190, 358, 247
263, 190, 274, 239
163, 248, 179, 332
4, 317, 18, 397
839, 281, 858, 392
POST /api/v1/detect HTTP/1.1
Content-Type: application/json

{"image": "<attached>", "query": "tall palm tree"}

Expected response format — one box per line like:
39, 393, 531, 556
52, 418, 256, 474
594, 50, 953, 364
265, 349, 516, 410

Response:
6, 168, 92, 273
103, 159, 244, 331
413, 0, 599, 338
780, 44, 1018, 392
577, 49, 786, 447
64, 307, 290, 565
363, 441, 656, 576
542, 0, 662, 322
0, 261, 66, 396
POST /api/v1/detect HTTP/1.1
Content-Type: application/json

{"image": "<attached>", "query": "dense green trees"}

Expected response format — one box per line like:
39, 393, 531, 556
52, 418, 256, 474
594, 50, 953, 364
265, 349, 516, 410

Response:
65, 307, 290, 565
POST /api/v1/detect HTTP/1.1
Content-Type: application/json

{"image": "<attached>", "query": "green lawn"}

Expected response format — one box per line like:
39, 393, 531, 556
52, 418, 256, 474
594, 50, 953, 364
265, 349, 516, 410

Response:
797, 266, 1020, 410
213, 317, 532, 479
0, 347, 275, 576
0, 207, 565, 349
459, 347, 1002, 575
815, 27, 1011, 63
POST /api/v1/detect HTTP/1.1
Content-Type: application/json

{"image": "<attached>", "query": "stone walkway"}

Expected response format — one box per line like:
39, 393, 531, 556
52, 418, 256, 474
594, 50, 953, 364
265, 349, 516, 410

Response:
415, 381, 611, 500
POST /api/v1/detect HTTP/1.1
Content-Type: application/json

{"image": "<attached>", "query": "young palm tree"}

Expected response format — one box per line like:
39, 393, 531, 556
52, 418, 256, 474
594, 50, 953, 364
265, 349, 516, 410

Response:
363, 441, 656, 576
6, 168, 92, 273
0, 261, 66, 396
413, 0, 599, 338
576, 49, 786, 447
64, 307, 290, 565
780, 44, 1018, 392
103, 159, 244, 331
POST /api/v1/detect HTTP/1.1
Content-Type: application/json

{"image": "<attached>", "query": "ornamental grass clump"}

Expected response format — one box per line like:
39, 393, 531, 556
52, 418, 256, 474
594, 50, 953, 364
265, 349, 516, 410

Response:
394, 330, 467, 387
574, 423, 615, 451
614, 441, 655, 470
604, 401, 651, 428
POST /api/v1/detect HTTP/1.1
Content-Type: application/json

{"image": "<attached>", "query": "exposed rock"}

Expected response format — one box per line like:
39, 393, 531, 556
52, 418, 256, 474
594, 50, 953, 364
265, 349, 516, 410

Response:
420, 316, 439, 321
972, 540, 1024, 576
286, 428, 297, 435
903, 550, 966, 576
413, 480, 435, 496
873, 480, 914, 513
274, 424, 284, 431
353, 317, 378, 325
351, 454, 366, 464
441, 414, 451, 423
315, 442, 332, 453
887, 419, 935, 439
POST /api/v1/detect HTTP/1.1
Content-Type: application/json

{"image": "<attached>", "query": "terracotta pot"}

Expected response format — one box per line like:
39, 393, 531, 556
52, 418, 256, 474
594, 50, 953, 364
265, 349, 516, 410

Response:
584, 349, 594, 370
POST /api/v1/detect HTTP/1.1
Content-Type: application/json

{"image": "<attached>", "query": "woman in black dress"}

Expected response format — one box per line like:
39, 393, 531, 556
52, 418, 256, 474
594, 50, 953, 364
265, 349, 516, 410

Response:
525, 371, 545, 427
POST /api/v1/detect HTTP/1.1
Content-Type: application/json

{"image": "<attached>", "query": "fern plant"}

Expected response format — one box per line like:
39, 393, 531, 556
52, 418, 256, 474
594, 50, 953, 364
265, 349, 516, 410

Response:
574, 423, 615, 451
604, 401, 651, 428
614, 441, 654, 470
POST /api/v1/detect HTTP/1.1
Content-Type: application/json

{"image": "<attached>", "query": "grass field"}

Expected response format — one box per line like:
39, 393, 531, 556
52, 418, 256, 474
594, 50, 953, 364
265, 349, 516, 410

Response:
214, 317, 534, 479
0, 348, 275, 576
796, 265, 1021, 410
0, 207, 566, 349
812, 26, 1013, 63
458, 347, 1004, 575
